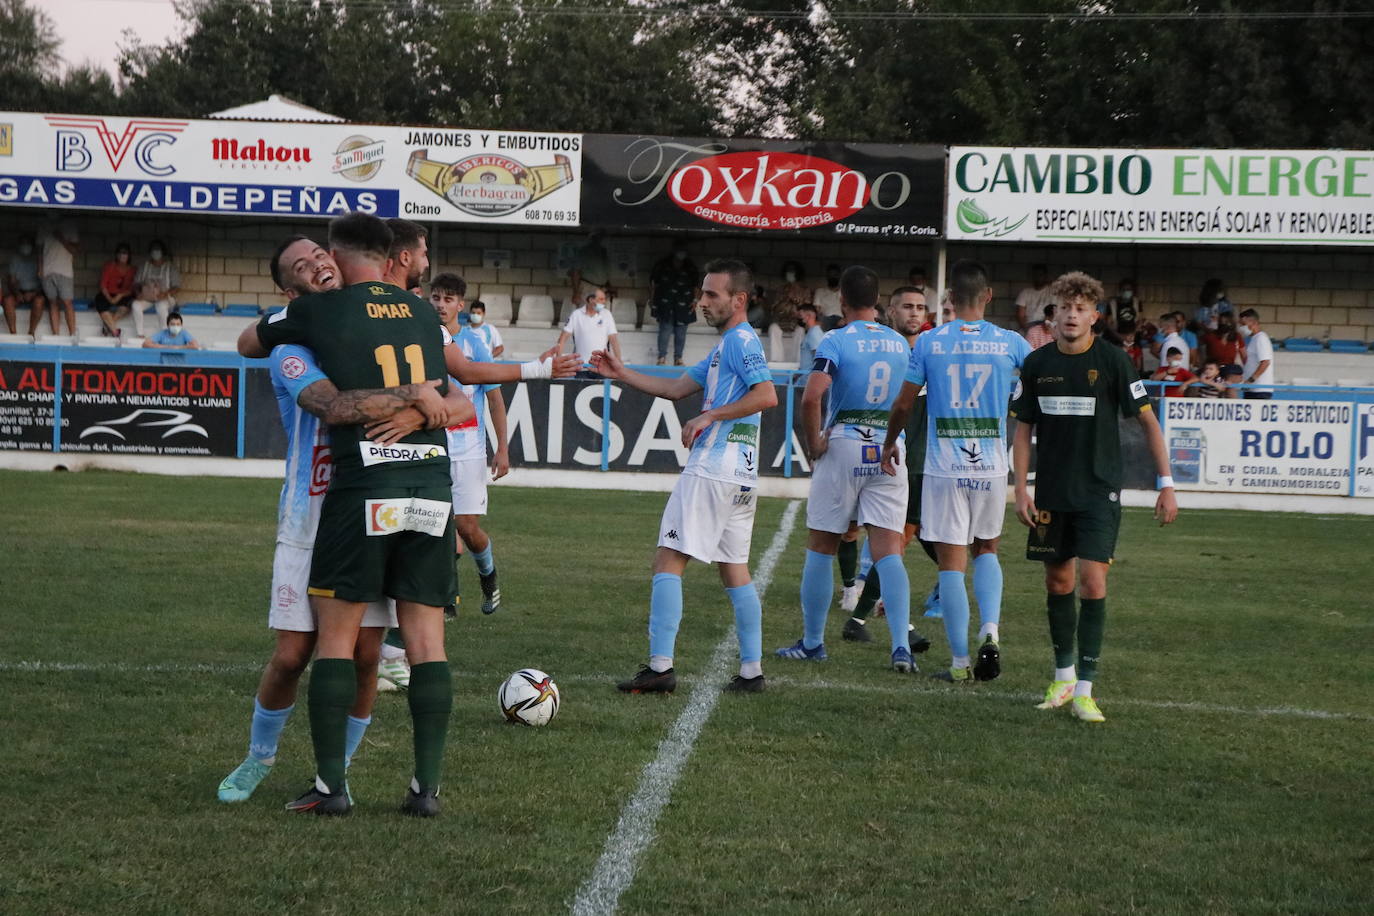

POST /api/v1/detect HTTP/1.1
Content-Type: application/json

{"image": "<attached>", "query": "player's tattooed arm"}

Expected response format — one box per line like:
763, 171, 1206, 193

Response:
296, 378, 446, 426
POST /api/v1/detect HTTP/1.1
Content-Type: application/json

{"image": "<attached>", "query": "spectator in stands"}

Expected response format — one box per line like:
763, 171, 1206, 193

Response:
93, 242, 136, 338
1014, 263, 1053, 332
1024, 302, 1056, 349
767, 260, 807, 361
812, 264, 842, 329
1202, 312, 1246, 367
143, 311, 203, 350
1187, 360, 1227, 398
1174, 310, 1200, 365
907, 266, 933, 299
566, 230, 612, 328
1220, 363, 1245, 398
3, 234, 46, 335
1196, 278, 1233, 331
797, 303, 824, 370
132, 240, 180, 338
1151, 313, 1190, 371
466, 300, 504, 357
1238, 308, 1274, 399
1151, 347, 1195, 396
38, 220, 79, 336
648, 242, 698, 365
557, 286, 619, 378
1107, 277, 1139, 337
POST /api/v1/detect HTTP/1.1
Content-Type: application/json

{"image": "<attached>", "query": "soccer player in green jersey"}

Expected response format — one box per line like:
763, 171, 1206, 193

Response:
1011, 271, 1178, 723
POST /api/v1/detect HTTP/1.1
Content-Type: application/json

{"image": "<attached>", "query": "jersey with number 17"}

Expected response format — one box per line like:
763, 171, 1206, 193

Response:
905, 319, 1031, 479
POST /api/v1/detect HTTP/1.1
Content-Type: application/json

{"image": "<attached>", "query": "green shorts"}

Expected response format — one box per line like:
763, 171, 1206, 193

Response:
309, 486, 457, 607
1025, 496, 1122, 564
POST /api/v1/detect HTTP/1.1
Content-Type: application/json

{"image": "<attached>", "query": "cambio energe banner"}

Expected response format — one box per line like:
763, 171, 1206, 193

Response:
0, 112, 580, 225
947, 146, 1374, 244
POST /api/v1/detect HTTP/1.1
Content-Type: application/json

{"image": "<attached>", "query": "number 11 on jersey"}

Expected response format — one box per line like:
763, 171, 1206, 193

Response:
374, 344, 425, 387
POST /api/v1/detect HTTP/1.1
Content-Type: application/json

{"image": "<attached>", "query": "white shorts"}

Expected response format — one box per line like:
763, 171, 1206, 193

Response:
920, 475, 1008, 545
806, 437, 908, 534
269, 542, 396, 632
449, 456, 489, 516
658, 473, 758, 565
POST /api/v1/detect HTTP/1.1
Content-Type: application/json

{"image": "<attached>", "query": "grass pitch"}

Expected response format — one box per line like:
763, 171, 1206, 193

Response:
0, 469, 1370, 914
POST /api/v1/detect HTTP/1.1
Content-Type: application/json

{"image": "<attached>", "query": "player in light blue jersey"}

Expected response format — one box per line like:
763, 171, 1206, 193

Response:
775, 266, 917, 672
882, 259, 1031, 684
218, 237, 474, 805
591, 259, 779, 694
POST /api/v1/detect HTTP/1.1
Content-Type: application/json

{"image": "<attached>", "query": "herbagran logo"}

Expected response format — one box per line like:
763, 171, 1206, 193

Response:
407, 150, 572, 217
360, 440, 447, 467
365, 497, 450, 537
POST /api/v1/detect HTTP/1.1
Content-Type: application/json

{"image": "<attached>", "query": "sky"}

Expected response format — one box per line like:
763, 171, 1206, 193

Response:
41, 0, 182, 74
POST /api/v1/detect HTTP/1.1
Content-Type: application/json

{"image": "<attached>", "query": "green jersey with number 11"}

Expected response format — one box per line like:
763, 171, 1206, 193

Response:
255, 281, 450, 490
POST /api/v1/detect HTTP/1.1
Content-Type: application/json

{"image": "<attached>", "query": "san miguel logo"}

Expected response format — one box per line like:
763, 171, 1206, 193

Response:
212, 137, 312, 169
407, 150, 572, 217
610, 138, 912, 231
332, 134, 385, 182
46, 116, 187, 177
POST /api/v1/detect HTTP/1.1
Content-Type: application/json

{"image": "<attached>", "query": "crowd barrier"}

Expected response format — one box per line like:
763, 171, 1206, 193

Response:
3, 347, 1372, 497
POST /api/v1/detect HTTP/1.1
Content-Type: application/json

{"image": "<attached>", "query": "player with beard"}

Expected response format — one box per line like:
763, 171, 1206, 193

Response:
217, 236, 474, 805
1012, 271, 1177, 723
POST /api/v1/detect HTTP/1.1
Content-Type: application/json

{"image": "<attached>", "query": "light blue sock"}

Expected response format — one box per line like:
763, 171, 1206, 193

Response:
727, 583, 762, 663
472, 541, 495, 577
972, 553, 1003, 628
248, 698, 293, 762
938, 569, 972, 662
875, 555, 911, 653
801, 549, 834, 649
344, 714, 371, 767
648, 572, 684, 660
857, 539, 874, 580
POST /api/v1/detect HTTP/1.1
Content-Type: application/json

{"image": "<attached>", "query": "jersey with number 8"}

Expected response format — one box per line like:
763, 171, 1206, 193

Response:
814, 321, 911, 440
254, 281, 451, 489
905, 319, 1031, 478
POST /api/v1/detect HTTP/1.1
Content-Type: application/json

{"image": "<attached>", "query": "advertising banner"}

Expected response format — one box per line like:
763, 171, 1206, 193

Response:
56, 363, 239, 457
582, 134, 944, 238
0, 112, 580, 226
0, 359, 60, 449
1355, 402, 1374, 498
947, 146, 1374, 245
1159, 398, 1357, 496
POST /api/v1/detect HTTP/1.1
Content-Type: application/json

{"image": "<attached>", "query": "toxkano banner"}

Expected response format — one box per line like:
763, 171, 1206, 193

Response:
1159, 397, 1372, 497
0, 112, 580, 225
947, 147, 1374, 245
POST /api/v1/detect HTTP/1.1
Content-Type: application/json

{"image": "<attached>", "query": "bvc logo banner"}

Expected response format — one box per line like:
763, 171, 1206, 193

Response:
946, 146, 1374, 245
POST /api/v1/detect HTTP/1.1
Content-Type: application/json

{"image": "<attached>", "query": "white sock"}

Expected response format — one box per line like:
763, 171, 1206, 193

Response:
649, 654, 673, 673
1055, 666, 1076, 682
978, 623, 999, 642
952, 654, 970, 669
739, 660, 762, 679
380, 644, 406, 661
1074, 680, 1093, 698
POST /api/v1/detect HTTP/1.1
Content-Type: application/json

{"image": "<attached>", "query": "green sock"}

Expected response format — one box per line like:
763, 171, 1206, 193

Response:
837, 540, 858, 586
852, 568, 882, 620
408, 661, 453, 792
383, 627, 406, 650
307, 657, 356, 794
1047, 591, 1078, 671
1077, 597, 1107, 682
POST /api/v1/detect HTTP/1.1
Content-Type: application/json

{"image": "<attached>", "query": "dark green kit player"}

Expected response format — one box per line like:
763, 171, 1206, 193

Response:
1011, 271, 1177, 724
240, 212, 460, 815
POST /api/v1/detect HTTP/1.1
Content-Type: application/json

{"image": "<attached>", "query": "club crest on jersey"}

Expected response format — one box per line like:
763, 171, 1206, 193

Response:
364, 497, 450, 537
1088, 369, 1099, 385
861, 444, 880, 463
280, 355, 307, 379
360, 440, 447, 467
369, 285, 388, 294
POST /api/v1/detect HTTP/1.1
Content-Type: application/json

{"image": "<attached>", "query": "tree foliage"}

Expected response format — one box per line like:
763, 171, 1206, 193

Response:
6, 0, 1374, 148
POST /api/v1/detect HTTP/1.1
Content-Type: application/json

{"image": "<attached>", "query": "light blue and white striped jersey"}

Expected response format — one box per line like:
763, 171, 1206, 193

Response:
906, 319, 1031, 478
813, 320, 910, 441
270, 344, 331, 548
443, 325, 496, 462
684, 323, 772, 485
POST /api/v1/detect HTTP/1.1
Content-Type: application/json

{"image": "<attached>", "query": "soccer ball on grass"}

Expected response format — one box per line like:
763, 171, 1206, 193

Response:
498, 668, 560, 726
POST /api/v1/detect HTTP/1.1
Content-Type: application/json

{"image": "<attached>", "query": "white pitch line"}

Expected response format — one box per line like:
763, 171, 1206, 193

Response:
569, 498, 802, 916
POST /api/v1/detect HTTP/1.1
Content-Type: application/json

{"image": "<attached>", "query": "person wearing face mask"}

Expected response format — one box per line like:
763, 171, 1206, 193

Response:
1202, 312, 1246, 367
648, 243, 699, 365
143, 312, 202, 350
1107, 278, 1139, 336
131, 240, 181, 338
1237, 308, 1274, 399
3, 234, 46, 335
93, 242, 136, 338
1150, 346, 1195, 396
811, 263, 843, 328
767, 260, 807, 362
465, 300, 504, 357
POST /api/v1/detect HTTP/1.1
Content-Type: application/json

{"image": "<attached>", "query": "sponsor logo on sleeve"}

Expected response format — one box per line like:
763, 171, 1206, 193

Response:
1039, 395, 1097, 416
280, 355, 307, 379
1129, 379, 1148, 400
359, 440, 447, 467
365, 497, 451, 537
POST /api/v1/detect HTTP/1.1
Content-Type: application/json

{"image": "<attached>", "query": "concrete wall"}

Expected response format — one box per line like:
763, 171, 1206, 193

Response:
3, 207, 1371, 340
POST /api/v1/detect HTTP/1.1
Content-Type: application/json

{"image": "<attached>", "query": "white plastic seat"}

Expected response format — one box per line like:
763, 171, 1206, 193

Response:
1289, 377, 1327, 387
78, 336, 119, 348
479, 293, 513, 326
515, 294, 553, 327
1336, 379, 1370, 388
35, 334, 76, 346
0, 333, 33, 346
610, 297, 638, 328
